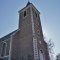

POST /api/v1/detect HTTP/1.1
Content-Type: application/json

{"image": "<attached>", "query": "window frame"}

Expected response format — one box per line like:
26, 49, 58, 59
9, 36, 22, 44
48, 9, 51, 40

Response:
1, 42, 7, 57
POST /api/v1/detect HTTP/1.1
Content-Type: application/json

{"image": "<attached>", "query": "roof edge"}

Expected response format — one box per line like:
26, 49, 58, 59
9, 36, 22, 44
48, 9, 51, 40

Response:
0, 29, 18, 41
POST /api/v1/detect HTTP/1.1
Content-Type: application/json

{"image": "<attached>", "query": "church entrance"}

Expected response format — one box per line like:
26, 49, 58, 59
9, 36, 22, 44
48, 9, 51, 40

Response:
39, 50, 45, 60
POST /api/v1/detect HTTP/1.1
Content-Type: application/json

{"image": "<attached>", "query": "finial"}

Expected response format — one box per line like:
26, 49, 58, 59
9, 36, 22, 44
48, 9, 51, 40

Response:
28, 0, 30, 3
26, 0, 31, 6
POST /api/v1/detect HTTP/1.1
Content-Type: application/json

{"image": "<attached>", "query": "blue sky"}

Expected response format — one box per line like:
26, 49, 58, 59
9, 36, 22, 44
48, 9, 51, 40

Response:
0, 0, 60, 58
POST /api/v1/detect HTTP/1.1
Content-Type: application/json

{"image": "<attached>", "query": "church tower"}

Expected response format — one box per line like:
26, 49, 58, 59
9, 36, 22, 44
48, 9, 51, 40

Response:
0, 2, 50, 60
18, 2, 50, 60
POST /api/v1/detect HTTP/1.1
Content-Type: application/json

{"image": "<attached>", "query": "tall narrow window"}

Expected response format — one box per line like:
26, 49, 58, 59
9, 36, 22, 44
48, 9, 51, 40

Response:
35, 12, 37, 17
39, 50, 45, 60
24, 11, 26, 17
1, 43, 6, 57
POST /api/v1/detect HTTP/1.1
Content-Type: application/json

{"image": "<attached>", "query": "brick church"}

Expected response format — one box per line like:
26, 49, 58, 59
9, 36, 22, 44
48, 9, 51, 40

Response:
0, 2, 50, 60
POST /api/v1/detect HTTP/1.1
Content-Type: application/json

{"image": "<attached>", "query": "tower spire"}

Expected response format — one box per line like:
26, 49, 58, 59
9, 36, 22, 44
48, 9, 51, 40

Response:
28, 0, 29, 2
26, 1, 31, 6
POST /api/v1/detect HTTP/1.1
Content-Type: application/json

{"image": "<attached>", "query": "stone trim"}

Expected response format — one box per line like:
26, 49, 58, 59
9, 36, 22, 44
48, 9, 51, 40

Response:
30, 5, 39, 60
9, 29, 19, 60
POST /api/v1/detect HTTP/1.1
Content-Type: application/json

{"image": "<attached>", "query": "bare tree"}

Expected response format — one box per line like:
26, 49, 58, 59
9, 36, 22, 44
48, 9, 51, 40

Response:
56, 53, 60, 60
47, 39, 54, 60
47, 39, 54, 53
43, 35, 54, 60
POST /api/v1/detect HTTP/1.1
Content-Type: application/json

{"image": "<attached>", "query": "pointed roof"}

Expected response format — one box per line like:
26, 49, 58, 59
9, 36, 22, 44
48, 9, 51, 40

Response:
18, 1, 40, 14
26, 1, 31, 6
18, 1, 32, 13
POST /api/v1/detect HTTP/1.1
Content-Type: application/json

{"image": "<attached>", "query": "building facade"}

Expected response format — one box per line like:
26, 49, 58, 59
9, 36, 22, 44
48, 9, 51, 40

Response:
0, 2, 50, 60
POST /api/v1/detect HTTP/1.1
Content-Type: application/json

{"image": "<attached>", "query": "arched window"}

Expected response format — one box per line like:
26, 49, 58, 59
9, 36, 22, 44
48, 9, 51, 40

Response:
1, 42, 6, 57
39, 50, 45, 60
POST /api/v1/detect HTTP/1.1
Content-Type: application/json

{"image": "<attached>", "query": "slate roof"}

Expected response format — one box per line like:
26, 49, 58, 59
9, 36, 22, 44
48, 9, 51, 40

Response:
26, 1, 31, 7
18, 1, 32, 13
18, 1, 40, 14
0, 29, 18, 42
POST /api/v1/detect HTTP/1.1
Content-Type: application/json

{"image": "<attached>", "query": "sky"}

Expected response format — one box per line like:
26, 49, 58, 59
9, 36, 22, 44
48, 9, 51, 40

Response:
0, 0, 60, 59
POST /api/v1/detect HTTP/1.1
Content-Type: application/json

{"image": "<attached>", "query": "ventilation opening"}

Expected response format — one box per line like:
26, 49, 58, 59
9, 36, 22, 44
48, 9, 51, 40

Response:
24, 11, 26, 17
